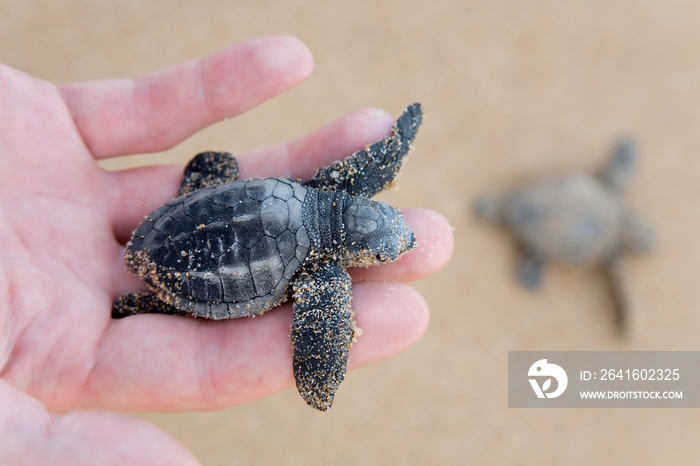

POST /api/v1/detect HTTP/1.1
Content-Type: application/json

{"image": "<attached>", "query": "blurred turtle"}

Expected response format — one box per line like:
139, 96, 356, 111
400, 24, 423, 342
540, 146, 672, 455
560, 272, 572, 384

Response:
474, 138, 653, 332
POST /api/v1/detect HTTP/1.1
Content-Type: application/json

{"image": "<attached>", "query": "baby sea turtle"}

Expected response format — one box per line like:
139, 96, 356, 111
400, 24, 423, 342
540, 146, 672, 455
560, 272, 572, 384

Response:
113, 103, 423, 411
474, 138, 653, 331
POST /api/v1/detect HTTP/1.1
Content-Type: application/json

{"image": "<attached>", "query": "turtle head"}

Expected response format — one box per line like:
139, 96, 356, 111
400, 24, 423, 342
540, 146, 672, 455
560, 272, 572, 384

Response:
472, 194, 505, 223
342, 198, 416, 266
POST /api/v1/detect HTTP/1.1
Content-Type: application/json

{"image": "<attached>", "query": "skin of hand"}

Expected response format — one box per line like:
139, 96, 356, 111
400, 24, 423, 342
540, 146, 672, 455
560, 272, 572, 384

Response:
0, 35, 453, 465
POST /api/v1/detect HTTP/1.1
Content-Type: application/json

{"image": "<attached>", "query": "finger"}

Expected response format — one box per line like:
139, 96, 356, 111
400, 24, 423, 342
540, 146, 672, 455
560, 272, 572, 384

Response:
70, 281, 427, 412
104, 164, 182, 243
238, 107, 397, 180
106, 107, 396, 240
0, 381, 199, 466
349, 208, 454, 282
60, 35, 313, 158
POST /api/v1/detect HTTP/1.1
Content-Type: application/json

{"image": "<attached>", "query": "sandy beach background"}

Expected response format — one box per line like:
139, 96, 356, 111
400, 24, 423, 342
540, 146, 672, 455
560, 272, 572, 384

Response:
3, 1, 700, 464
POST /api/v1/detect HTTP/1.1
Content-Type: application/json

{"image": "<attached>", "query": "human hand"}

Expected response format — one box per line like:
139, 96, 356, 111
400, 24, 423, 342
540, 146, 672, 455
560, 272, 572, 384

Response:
0, 36, 453, 465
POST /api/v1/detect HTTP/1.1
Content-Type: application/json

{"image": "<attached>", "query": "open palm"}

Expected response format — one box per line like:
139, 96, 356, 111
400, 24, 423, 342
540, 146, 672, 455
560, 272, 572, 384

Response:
0, 36, 452, 465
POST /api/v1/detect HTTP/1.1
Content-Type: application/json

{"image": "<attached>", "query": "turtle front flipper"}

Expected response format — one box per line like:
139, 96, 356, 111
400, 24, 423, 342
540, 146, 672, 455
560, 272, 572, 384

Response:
605, 259, 630, 335
598, 138, 636, 193
305, 103, 423, 197
179, 151, 240, 196
112, 292, 190, 318
291, 262, 356, 412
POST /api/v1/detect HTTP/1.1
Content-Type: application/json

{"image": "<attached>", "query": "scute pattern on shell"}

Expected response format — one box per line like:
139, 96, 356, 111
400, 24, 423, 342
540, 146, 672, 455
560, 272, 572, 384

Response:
126, 178, 311, 319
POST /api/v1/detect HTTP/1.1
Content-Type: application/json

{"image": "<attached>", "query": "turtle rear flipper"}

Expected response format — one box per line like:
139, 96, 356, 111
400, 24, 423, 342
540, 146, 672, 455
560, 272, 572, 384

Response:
516, 249, 546, 289
112, 291, 190, 318
291, 262, 356, 412
305, 103, 423, 197
179, 151, 240, 196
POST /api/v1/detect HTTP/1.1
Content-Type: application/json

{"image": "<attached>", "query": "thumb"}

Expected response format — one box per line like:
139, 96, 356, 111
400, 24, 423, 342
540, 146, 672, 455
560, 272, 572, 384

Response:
0, 380, 199, 466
